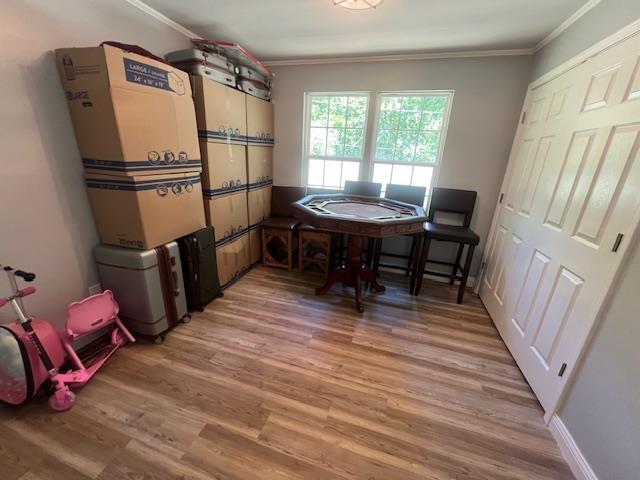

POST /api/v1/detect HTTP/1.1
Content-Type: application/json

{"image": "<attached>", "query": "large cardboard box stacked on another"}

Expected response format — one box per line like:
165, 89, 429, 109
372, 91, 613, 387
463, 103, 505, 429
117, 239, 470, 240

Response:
216, 234, 250, 289
199, 141, 249, 245
246, 95, 274, 147
248, 227, 262, 266
56, 44, 202, 176
246, 145, 273, 252
56, 44, 205, 249
247, 146, 273, 190
85, 172, 205, 250
192, 75, 247, 145
247, 185, 272, 228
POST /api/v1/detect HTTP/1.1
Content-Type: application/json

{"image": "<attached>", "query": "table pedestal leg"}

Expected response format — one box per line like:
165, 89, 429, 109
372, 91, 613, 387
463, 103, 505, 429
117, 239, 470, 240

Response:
315, 234, 385, 312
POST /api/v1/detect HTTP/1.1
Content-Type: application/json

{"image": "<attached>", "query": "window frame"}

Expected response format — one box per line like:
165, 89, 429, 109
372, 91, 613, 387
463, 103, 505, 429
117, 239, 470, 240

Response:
367, 90, 455, 202
301, 89, 454, 201
300, 91, 372, 189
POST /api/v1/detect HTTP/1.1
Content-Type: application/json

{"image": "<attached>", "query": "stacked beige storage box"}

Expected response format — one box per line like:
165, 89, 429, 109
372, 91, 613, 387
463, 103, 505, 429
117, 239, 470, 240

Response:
55, 44, 205, 250
193, 75, 274, 289
246, 94, 274, 268
191, 76, 274, 288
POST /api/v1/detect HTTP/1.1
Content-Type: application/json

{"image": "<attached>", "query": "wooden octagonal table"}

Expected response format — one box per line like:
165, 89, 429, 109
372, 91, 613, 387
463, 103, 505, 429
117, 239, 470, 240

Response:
293, 194, 426, 312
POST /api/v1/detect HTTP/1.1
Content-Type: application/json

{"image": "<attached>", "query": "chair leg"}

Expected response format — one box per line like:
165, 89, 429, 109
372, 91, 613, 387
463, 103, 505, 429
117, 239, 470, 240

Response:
373, 238, 383, 274
409, 235, 422, 294
450, 243, 465, 285
261, 229, 268, 266
413, 237, 431, 297
287, 231, 293, 272
406, 236, 417, 276
457, 245, 475, 304
299, 233, 304, 272
366, 237, 375, 268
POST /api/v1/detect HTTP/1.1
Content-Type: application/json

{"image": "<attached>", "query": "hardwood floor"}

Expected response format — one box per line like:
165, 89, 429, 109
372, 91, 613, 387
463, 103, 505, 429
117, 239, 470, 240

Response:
0, 267, 573, 479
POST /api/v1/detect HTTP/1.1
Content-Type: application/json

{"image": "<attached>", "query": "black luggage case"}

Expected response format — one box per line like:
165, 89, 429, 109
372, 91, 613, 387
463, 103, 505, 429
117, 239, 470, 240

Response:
178, 227, 222, 311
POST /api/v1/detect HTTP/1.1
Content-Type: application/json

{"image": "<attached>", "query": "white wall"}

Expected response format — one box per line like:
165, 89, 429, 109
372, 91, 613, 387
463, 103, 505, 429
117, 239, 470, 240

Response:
530, 3, 640, 479
271, 56, 532, 276
0, 0, 190, 327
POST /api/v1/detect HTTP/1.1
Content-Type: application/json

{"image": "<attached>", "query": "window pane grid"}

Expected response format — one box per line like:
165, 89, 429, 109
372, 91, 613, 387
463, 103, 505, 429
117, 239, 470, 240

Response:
306, 91, 450, 201
308, 94, 367, 160
375, 93, 449, 165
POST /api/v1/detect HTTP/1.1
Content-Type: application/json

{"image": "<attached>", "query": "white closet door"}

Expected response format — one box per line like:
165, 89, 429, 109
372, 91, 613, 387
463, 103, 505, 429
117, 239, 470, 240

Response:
480, 33, 640, 413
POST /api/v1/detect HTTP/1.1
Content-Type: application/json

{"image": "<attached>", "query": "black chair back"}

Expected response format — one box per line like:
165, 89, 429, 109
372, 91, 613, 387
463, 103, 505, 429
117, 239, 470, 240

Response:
271, 186, 306, 217
344, 180, 382, 197
305, 187, 342, 195
385, 184, 426, 207
428, 188, 477, 227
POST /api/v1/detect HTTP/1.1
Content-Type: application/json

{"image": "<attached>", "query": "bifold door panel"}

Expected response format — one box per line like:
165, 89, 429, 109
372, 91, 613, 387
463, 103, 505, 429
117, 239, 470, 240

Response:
480, 33, 640, 413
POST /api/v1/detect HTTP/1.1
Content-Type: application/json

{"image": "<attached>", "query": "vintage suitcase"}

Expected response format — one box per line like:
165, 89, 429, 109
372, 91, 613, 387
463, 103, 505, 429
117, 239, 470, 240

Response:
94, 242, 189, 343
238, 78, 271, 101
181, 62, 237, 88
192, 39, 273, 82
166, 48, 238, 74
178, 226, 222, 311
237, 65, 272, 88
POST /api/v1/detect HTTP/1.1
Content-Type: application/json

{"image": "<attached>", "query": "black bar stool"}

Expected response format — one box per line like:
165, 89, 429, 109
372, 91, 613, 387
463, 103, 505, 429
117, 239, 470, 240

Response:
410, 188, 480, 304
372, 184, 427, 275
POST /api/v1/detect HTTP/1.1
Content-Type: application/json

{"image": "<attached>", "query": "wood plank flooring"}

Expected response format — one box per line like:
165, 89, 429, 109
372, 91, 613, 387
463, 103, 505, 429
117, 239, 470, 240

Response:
0, 267, 573, 479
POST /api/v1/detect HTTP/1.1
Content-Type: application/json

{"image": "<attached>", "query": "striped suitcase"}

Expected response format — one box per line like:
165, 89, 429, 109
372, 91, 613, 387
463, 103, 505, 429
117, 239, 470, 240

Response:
94, 241, 189, 344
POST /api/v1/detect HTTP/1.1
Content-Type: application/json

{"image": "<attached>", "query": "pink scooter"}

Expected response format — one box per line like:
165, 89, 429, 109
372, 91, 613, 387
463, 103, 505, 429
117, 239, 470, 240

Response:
0, 265, 134, 411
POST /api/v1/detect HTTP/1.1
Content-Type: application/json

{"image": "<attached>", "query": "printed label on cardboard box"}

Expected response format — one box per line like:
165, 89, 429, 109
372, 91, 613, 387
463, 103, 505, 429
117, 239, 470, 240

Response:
123, 58, 186, 95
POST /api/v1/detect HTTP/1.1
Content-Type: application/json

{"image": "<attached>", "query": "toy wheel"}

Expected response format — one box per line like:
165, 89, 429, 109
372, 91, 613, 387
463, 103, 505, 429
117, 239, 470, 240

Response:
112, 327, 127, 346
153, 335, 165, 345
49, 390, 75, 412
182, 314, 192, 324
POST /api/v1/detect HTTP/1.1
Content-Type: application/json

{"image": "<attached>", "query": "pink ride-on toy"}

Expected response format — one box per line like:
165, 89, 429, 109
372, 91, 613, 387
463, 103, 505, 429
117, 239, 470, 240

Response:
0, 264, 135, 411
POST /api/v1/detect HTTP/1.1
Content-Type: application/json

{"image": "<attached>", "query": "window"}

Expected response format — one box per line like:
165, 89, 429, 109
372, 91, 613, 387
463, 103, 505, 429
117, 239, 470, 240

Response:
304, 93, 369, 189
372, 93, 451, 202
303, 90, 453, 204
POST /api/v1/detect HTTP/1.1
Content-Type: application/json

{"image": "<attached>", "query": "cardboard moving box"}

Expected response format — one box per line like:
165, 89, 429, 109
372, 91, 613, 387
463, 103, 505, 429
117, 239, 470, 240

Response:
249, 227, 262, 265
85, 171, 205, 250
247, 146, 273, 189
200, 141, 247, 193
192, 75, 247, 145
246, 94, 274, 146
247, 185, 272, 228
204, 191, 249, 245
216, 233, 250, 289
56, 44, 201, 176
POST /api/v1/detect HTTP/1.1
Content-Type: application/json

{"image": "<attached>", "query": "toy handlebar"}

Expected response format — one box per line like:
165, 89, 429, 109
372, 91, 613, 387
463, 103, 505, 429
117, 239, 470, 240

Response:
15, 270, 36, 282
17, 287, 36, 298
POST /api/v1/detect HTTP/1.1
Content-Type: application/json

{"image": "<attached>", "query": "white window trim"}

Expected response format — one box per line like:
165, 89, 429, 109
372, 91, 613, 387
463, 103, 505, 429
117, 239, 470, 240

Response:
367, 90, 455, 201
300, 91, 372, 188
300, 89, 454, 199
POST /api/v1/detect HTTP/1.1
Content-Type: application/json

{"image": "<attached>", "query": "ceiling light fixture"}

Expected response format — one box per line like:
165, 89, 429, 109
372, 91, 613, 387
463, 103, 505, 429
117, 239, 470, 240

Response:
333, 0, 383, 10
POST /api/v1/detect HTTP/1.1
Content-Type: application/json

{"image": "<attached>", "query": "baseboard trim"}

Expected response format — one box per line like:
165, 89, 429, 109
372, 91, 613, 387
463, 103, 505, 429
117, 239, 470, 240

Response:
549, 414, 598, 480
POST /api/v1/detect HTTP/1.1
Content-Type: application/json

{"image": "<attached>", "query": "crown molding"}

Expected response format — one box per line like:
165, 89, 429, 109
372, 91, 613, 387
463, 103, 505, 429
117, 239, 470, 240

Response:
531, 17, 640, 88
264, 48, 533, 66
123, 0, 200, 39
533, 0, 601, 53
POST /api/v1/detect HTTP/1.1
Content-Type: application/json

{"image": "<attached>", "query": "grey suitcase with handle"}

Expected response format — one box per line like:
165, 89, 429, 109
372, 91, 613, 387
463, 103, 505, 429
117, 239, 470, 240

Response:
238, 78, 271, 101
166, 48, 238, 74
94, 242, 189, 344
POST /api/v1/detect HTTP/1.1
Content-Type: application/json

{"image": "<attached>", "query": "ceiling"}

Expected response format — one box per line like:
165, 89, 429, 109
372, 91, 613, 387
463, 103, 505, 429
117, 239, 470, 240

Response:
142, 0, 588, 60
